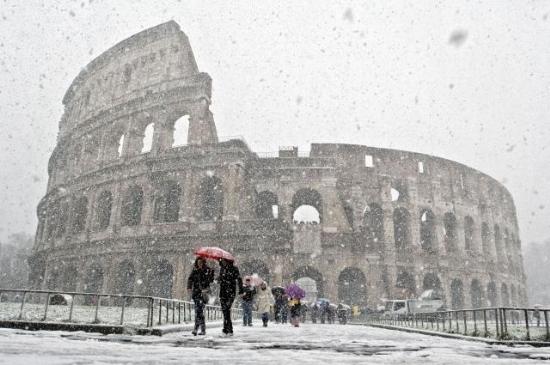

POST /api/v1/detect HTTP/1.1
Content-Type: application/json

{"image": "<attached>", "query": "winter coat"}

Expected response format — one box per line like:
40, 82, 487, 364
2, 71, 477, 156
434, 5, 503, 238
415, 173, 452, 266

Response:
187, 266, 214, 301
255, 287, 274, 313
218, 263, 243, 299
241, 285, 256, 302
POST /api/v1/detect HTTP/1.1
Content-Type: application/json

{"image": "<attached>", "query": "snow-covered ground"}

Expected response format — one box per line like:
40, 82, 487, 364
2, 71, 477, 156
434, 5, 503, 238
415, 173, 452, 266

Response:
1, 324, 550, 364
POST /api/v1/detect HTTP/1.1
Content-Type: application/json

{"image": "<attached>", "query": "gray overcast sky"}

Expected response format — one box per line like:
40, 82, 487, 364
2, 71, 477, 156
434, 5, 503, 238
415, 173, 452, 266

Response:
0, 0, 549, 245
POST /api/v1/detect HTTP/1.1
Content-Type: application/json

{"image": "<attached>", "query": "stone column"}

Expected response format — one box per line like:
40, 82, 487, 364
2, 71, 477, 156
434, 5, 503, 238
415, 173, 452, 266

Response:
188, 100, 218, 145
223, 164, 241, 221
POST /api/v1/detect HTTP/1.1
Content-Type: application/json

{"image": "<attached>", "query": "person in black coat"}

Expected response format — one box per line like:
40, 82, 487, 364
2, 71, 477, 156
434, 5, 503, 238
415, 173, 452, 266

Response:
187, 257, 214, 335
218, 258, 243, 335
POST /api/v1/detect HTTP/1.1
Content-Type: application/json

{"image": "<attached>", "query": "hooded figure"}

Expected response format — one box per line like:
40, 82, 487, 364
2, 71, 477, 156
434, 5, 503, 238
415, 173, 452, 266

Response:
218, 258, 243, 336
255, 282, 275, 327
187, 257, 214, 335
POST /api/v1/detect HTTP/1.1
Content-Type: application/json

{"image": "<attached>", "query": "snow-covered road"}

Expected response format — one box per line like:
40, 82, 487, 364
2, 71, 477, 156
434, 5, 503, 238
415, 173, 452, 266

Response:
0, 324, 549, 364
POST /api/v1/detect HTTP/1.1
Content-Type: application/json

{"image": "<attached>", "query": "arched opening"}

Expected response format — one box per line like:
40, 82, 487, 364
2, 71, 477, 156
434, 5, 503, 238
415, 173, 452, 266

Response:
443, 212, 458, 253
121, 185, 143, 226
117, 134, 125, 157
464, 216, 475, 252
147, 259, 173, 298
501, 283, 509, 306
487, 281, 497, 306
481, 222, 491, 255
114, 260, 136, 304
343, 203, 354, 228
420, 208, 436, 253
61, 265, 78, 292
240, 260, 270, 283
338, 267, 367, 306
393, 208, 410, 253
291, 188, 323, 223
96, 191, 112, 230
293, 205, 320, 224
71, 196, 88, 234
46, 267, 60, 290
396, 269, 416, 299
255, 191, 279, 220
153, 181, 181, 223
450, 279, 464, 309
423, 273, 443, 298
293, 266, 323, 302
198, 176, 224, 221
470, 279, 483, 308
46, 201, 61, 240
504, 228, 512, 261
362, 203, 384, 249
141, 123, 154, 153
171, 115, 189, 147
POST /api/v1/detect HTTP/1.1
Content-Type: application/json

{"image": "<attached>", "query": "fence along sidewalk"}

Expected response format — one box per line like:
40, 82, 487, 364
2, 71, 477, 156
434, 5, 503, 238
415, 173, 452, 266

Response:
0, 288, 255, 330
367, 306, 550, 343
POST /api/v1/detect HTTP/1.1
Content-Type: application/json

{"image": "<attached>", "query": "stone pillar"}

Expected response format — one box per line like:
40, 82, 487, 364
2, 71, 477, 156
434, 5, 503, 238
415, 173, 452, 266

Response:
180, 172, 198, 222
223, 164, 241, 221
188, 100, 218, 145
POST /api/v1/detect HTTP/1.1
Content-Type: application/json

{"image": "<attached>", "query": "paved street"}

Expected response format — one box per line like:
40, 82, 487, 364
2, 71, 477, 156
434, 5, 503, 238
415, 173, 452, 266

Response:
1, 324, 549, 364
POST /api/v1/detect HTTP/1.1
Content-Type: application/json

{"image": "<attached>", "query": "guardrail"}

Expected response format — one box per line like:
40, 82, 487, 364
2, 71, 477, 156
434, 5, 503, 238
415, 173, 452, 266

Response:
366, 307, 550, 342
0, 288, 256, 328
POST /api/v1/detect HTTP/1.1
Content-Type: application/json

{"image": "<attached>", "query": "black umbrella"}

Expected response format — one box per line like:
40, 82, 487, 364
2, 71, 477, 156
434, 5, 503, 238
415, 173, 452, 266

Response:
271, 286, 285, 296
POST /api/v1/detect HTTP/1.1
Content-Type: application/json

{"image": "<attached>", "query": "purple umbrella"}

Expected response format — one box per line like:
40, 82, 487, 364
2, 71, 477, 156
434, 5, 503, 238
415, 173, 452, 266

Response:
285, 283, 306, 299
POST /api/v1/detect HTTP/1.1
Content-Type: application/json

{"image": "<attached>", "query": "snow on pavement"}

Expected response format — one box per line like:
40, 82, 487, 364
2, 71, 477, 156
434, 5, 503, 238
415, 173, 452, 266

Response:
0, 323, 549, 364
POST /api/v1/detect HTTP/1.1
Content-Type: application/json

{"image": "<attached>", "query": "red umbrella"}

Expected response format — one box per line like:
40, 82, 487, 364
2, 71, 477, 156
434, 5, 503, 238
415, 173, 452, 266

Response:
194, 246, 235, 261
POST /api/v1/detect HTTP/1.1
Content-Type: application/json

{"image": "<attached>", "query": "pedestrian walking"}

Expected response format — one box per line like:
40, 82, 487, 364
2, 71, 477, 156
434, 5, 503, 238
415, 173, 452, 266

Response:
241, 277, 257, 326
186, 257, 214, 336
255, 281, 275, 327
289, 297, 302, 327
218, 258, 243, 336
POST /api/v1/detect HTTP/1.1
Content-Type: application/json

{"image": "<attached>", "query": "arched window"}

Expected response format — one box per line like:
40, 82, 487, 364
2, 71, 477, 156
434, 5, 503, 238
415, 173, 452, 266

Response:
494, 224, 505, 261
83, 263, 103, 304
450, 279, 464, 309
141, 123, 154, 153
172, 115, 189, 147
443, 212, 458, 253
114, 260, 135, 304
338, 267, 367, 306
510, 284, 517, 307
61, 265, 78, 292
291, 188, 323, 223
121, 185, 143, 226
470, 279, 483, 308
464, 216, 475, 252
393, 208, 410, 253
199, 176, 224, 221
96, 191, 112, 230
117, 134, 125, 157
71, 196, 88, 234
481, 222, 491, 255
154, 181, 181, 223
395, 269, 416, 299
293, 266, 324, 302
420, 209, 436, 253
423, 273, 443, 298
363, 203, 384, 249
46, 201, 61, 240
255, 191, 279, 220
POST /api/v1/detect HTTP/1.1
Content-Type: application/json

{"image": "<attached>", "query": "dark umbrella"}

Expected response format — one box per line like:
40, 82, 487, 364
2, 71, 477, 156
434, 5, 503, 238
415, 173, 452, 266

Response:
285, 283, 306, 299
271, 286, 285, 296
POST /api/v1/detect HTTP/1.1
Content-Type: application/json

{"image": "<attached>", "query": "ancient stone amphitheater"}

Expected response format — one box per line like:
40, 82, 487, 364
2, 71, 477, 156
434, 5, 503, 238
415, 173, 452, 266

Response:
29, 21, 527, 309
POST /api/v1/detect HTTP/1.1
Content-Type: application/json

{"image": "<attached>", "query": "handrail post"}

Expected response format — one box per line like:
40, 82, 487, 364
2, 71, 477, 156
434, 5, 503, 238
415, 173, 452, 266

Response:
165, 301, 169, 323
18, 291, 27, 320
544, 310, 549, 341
483, 309, 488, 337
463, 311, 467, 335
158, 299, 162, 325
495, 309, 500, 338
43, 293, 50, 321
178, 302, 181, 324
94, 294, 101, 323
120, 297, 126, 326
473, 310, 477, 335
524, 309, 530, 341
68, 294, 75, 322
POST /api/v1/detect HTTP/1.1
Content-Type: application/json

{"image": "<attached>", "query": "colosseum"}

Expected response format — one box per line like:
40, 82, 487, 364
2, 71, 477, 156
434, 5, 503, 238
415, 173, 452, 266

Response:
29, 21, 527, 309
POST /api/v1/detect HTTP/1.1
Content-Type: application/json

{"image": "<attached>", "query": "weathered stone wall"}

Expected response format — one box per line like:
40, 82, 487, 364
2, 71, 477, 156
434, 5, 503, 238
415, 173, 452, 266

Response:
30, 22, 527, 310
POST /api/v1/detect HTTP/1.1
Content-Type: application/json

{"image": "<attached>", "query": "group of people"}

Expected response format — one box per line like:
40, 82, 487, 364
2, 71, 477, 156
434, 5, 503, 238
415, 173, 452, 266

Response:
186, 257, 304, 336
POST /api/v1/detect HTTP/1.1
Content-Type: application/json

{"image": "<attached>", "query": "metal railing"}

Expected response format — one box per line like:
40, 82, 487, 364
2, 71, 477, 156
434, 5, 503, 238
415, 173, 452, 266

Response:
0, 288, 256, 328
366, 307, 550, 342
